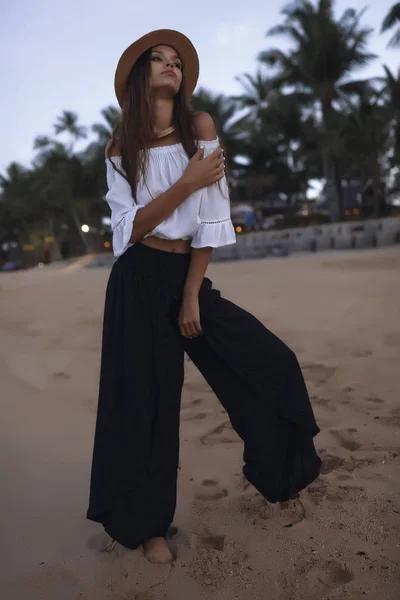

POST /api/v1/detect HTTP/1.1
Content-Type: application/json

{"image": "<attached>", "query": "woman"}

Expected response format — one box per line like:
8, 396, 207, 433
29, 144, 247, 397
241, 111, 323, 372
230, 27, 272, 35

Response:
87, 29, 321, 565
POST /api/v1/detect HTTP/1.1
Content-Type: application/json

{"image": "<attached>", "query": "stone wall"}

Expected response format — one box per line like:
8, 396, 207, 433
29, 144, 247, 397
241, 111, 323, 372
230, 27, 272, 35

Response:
211, 216, 400, 261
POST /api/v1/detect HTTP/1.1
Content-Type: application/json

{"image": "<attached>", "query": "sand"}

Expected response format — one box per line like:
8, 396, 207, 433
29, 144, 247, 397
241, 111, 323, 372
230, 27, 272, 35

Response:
0, 246, 399, 600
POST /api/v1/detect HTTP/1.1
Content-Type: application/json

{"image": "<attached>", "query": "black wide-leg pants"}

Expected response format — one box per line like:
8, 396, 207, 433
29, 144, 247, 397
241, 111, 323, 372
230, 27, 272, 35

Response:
86, 243, 321, 549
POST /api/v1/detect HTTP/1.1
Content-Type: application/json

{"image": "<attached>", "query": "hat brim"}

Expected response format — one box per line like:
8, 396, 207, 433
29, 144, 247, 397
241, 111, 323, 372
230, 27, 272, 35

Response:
114, 29, 199, 107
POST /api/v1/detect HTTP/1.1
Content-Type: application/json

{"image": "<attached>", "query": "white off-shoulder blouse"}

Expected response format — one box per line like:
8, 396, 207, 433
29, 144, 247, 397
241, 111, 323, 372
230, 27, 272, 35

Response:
105, 138, 236, 257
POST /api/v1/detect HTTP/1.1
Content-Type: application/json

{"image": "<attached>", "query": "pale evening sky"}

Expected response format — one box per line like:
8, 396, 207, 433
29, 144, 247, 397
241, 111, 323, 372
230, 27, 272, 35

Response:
1, 0, 398, 173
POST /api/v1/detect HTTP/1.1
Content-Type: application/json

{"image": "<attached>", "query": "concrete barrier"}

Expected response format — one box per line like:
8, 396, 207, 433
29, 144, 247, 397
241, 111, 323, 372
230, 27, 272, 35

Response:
211, 216, 400, 261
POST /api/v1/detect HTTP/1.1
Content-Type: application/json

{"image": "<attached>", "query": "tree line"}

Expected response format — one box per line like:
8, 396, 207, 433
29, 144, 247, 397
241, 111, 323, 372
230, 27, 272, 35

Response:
1, 0, 399, 259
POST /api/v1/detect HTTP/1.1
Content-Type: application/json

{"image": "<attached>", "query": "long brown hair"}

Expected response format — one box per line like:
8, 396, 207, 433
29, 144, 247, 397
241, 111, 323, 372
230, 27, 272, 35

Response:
109, 48, 198, 197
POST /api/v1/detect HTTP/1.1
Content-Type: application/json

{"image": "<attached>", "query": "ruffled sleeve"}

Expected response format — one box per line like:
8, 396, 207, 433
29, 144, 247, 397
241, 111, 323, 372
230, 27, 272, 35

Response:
105, 157, 144, 257
190, 139, 236, 249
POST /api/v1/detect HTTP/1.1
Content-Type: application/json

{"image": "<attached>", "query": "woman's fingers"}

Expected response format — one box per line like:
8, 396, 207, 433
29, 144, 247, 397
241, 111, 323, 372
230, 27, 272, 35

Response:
187, 321, 200, 337
193, 320, 202, 335
180, 321, 202, 338
204, 148, 224, 165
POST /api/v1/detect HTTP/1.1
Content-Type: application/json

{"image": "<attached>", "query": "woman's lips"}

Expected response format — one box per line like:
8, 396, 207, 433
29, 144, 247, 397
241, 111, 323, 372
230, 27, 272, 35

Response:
162, 70, 177, 78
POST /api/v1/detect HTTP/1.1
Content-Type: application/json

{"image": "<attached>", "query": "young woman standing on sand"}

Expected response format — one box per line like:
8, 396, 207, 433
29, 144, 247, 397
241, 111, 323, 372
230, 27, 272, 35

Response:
87, 29, 321, 565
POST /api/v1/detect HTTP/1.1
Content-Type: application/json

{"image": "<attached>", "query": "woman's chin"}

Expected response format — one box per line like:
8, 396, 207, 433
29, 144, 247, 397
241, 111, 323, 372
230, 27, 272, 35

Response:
152, 82, 180, 98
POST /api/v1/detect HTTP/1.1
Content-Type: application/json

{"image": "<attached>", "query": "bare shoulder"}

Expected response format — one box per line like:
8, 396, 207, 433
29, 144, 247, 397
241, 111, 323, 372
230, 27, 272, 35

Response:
192, 111, 218, 141
105, 138, 121, 158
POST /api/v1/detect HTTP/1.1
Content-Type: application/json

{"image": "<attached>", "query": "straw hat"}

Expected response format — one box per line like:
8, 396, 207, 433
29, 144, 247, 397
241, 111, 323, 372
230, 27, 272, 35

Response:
114, 29, 199, 107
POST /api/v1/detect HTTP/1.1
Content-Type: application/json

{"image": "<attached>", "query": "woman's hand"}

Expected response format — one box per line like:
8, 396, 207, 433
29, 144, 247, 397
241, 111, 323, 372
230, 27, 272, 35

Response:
181, 147, 225, 193
179, 295, 202, 339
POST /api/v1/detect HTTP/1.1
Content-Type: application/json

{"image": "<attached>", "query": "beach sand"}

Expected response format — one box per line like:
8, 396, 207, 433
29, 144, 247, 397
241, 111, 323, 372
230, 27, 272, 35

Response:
1, 246, 399, 600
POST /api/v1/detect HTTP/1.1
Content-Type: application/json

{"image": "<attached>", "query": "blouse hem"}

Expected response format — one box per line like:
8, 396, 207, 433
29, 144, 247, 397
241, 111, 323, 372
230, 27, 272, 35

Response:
190, 220, 236, 249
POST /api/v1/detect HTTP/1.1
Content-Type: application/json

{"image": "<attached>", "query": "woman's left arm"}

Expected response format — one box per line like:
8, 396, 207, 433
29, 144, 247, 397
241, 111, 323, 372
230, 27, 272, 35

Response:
179, 247, 213, 339
178, 113, 235, 339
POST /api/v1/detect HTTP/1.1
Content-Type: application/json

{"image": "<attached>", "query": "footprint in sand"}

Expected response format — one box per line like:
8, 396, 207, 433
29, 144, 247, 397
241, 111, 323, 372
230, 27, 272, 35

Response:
198, 532, 226, 551
181, 411, 208, 422
200, 420, 241, 446
328, 483, 366, 503
319, 446, 391, 475
384, 332, 400, 348
367, 395, 385, 405
238, 474, 252, 492
239, 492, 305, 528
319, 452, 346, 474
52, 371, 71, 380
352, 349, 372, 357
185, 381, 213, 396
368, 444, 400, 459
302, 363, 336, 385
379, 408, 400, 428
280, 559, 354, 600
307, 478, 328, 504
329, 429, 361, 451
188, 531, 246, 591
238, 493, 273, 528
307, 475, 366, 505
336, 473, 353, 482
195, 479, 228, 501
311, 396, 337, 413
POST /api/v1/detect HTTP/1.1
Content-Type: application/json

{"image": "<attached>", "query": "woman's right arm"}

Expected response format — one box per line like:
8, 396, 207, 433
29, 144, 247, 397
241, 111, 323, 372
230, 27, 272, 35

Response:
106, 145, 225, 252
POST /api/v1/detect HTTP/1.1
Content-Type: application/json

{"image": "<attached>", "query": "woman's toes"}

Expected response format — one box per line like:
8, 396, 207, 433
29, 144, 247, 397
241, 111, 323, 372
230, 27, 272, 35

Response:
143, 537, 174, 564
277, 498, 306, 527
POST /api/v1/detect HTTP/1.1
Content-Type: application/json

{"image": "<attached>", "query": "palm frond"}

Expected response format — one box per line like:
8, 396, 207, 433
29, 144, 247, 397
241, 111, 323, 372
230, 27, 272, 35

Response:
267, 24, 305, 46
258, 48, 311, 87
381, 2, 400, 33
388, 27, 400, 48
33, 136, 53, 150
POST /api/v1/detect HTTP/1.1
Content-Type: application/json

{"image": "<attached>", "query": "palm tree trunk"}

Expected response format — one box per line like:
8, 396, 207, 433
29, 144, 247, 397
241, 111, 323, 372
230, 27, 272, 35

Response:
46, 214, 62, 261
321, 99, 343, 221
69, 202, 90, 254
395, 118, 400, 167
332, 158, 344, 220
369, 156, 382, 218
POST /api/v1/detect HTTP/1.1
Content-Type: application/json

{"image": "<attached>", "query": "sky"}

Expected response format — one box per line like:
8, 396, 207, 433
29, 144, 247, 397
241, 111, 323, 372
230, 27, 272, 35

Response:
1, 0, 398, 173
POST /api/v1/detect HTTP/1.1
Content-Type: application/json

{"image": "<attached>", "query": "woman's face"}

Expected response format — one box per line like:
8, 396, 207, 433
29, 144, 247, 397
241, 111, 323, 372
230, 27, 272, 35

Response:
149, 45, 183, 96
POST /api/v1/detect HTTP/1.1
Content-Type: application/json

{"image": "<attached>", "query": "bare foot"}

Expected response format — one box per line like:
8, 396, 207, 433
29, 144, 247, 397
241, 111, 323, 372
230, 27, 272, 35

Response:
273, 498, 305, 527
102, 536, 117, 552
143, 537, 173, 564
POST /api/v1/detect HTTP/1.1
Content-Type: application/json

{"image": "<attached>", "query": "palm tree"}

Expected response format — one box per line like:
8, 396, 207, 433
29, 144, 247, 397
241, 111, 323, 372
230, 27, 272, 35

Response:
53, 110, 87, 152
234, 69, 277, 126
339, 82, 391, 216
32, 137, 92, 253
29, 165, 65, 260
381, 3, 400, 48
234, 62, 319, 205
234, 119, 286, 200
91, 105, 121, 146
191, 88, 242, 170
0, 163, 33, 245
84, 105, 121, 196
383, 66, 400, 165
259, 0, 376, 219
266, 92, 322, 203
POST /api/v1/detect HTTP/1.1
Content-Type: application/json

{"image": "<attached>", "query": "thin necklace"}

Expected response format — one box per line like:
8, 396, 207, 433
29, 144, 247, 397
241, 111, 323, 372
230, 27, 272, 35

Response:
154, 125, 176, 139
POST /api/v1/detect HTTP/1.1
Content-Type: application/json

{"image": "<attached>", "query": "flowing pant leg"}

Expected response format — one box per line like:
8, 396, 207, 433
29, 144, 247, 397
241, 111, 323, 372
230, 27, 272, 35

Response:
87, 246, 187, 549
183, 277, 321, 503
